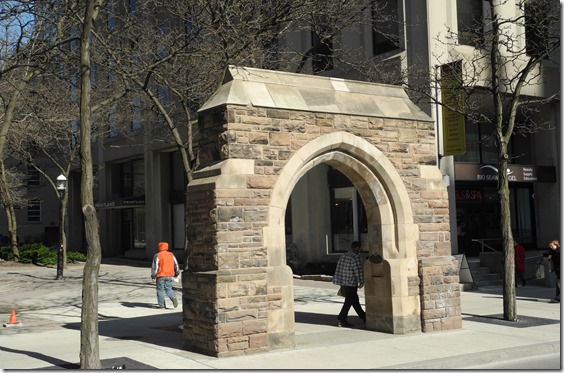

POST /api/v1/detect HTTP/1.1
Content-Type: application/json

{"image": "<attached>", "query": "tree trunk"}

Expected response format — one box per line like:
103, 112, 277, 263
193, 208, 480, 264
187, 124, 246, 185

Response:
7, 204, 18, 260
58, 189, 68, 269
61, 190, 68, 268
0, 161, 19, 261
78, 0, 103, 369
499, 149, 517, 321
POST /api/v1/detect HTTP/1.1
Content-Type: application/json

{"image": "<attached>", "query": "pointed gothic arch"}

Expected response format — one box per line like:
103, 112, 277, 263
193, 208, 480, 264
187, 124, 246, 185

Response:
265, 131, 421, 336
182, 66, 461, 357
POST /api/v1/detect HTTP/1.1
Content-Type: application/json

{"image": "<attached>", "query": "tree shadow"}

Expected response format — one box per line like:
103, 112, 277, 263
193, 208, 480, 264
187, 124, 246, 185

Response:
62, 312, 184, 350
0, 345, 75, 368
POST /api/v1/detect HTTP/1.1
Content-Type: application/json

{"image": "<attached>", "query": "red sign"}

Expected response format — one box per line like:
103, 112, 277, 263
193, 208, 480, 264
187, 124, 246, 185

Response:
455, 189, 482, 202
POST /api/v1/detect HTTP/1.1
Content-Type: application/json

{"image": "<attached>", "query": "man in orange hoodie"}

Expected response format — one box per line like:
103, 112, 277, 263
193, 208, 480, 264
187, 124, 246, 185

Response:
151, 242, 180, 309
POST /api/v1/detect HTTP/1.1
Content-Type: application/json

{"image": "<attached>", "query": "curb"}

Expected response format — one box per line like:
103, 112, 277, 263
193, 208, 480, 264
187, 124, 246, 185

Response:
380, 341, 561, 369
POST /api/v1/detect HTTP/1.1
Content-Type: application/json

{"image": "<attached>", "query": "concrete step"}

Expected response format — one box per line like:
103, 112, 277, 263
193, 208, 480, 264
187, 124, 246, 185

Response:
472, 273, 502, 282
475, 279, 503, 287
469, 267, 492, 276
462, 257, 503, 290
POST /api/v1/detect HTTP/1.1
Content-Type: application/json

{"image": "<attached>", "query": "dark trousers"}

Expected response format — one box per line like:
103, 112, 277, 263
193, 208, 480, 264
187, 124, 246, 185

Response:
516, 271, 526, 286
555, 269, 560, 299
338, 286, 365, 322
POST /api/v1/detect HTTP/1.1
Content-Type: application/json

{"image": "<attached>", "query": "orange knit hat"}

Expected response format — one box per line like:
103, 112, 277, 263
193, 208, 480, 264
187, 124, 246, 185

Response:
158, 242, 169, 251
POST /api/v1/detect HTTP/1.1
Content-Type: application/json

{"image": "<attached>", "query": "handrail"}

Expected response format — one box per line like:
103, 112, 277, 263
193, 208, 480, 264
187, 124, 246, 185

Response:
471, 238, 502, 253
525, 255, 543, 261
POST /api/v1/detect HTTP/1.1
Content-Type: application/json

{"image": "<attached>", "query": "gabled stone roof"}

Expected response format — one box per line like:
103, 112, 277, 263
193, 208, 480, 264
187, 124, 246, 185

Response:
198, 65, 433, 122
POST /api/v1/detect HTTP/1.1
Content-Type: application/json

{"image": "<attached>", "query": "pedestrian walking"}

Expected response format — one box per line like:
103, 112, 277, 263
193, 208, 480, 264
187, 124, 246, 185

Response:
547, 239, 560, 303
514, 240, 526, 287
151, 241, 180, 309
332, 241, 366, 327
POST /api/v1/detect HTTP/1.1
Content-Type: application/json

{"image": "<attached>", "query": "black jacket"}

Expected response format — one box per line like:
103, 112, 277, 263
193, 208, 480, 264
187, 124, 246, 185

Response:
549, 248, 560, 272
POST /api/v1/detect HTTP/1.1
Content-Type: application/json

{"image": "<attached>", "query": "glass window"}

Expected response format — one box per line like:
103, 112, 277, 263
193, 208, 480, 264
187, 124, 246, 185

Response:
455, 122, 480, 163
108, 106, 117, 137
509, 131, 532, 164
132, 159, 144, 196
27, 166, 40, 186
107, 2, 115, 31
27, 199, 41, 222
172, 203, 184, 250
129, 0, 138, 14
131, 97, 141, 130
455, 122, 533, 165
133, 208, 146, 249
480, 130, 497, 164
311, 27, 333, 73
157, 87, 169, 123
456, 185, 535, 255
156, 24, 169, 58
457, 0, 484, 46
372, 0, 399, 55
330, 186, 368, 252
121, 159, 144, 197
525, 1, 549, 58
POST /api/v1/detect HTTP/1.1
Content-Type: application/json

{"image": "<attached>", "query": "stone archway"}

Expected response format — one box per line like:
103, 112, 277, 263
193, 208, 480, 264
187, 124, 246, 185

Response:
266, 132, 421, 335
182, 66, 461, 357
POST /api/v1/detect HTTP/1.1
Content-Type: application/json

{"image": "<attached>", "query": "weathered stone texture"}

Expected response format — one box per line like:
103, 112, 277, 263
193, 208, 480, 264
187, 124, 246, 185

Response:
185, 92, 457, 355
418, 257, 462, 332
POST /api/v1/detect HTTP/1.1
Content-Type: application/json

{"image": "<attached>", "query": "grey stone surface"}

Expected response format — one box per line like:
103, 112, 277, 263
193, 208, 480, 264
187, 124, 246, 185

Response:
199, 66, 433, 123
0, 260, 560, 370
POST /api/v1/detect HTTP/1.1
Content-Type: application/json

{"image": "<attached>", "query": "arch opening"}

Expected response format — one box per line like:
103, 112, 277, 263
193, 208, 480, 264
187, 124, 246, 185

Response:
265, 133, 421, 341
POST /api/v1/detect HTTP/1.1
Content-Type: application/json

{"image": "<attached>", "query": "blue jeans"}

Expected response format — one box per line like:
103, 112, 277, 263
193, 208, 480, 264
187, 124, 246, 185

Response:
156, 276, 176, 308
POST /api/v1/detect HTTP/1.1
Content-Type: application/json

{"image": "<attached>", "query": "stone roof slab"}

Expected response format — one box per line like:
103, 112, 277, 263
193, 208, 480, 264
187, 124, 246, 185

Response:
199, 66, 433, 123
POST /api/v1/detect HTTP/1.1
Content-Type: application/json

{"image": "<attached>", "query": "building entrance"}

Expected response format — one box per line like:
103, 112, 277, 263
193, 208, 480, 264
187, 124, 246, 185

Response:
456, 184, 535, 256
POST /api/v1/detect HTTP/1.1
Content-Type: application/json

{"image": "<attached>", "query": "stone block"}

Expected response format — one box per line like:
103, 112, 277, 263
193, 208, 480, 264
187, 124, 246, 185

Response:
242, 319, 268, 335
218, 322, 243, 338
249, 333, 269, 349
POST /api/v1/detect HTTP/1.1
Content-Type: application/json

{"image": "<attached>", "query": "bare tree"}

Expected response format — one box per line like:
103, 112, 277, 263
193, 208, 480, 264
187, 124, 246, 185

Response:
78, 0, 104, 368
0, 162, 26, 257
0, 1, 77, 260
484, 0, 559, 321
394, 0, 560, 321
86, 0, 396, 271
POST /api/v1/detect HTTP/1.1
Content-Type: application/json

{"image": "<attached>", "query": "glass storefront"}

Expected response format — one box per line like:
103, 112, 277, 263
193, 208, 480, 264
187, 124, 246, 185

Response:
455, 183, 535, 256
328, 168, 368, 252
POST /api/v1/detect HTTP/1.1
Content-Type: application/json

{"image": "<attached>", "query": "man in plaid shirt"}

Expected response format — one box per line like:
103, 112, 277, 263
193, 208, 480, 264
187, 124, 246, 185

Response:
332, 241, 366, 327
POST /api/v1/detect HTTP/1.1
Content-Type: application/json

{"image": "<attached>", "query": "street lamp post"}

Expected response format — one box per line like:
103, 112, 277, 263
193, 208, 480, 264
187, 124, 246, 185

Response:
56, 174, 67, 280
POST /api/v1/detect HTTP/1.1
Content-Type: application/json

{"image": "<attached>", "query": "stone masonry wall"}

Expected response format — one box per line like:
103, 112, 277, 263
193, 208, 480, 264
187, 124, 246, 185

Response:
184, 103, 458, 355
212, 105, 451, 261
418, 257, 462, 332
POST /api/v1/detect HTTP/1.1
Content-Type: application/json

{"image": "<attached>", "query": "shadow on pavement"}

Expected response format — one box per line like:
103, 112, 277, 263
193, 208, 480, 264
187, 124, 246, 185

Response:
0, 345, 75, 368
462, 313, 560, 328
61, 312, 184, 350
295, 311, 337, 326
120, 302, 155, 308
295, 311, 365, 328
37, 356, 157, 370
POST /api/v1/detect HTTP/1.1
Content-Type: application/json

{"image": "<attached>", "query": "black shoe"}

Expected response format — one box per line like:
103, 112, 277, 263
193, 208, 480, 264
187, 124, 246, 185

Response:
337, 320, 353, 327
172, 297, 178, 308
